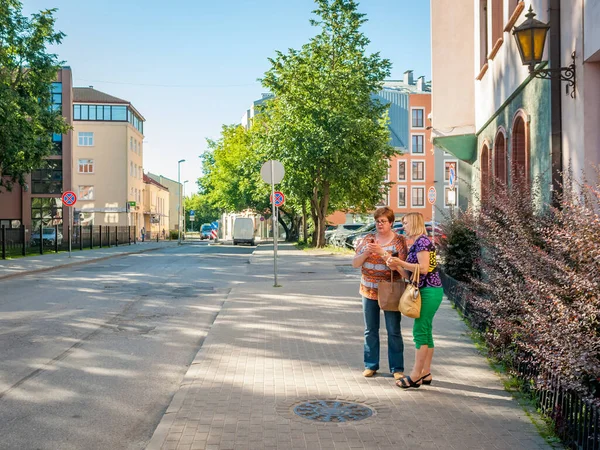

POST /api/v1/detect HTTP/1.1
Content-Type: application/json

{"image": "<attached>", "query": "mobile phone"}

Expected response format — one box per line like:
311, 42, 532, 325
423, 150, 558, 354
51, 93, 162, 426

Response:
391, 251, 399, 257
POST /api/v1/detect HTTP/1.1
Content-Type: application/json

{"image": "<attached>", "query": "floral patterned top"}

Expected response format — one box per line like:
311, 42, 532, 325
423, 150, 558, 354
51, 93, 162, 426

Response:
406, 235, 442, 288
356, 233, 408, 300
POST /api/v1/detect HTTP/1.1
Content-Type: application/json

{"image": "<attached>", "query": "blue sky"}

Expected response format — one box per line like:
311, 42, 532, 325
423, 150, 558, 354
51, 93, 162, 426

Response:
24, 0, 431, 194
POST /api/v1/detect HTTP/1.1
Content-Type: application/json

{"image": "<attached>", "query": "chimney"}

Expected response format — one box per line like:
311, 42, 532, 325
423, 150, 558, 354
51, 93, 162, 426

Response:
403, 70, 414, 85
88, 85, 93, 89
417, 76, 425, 91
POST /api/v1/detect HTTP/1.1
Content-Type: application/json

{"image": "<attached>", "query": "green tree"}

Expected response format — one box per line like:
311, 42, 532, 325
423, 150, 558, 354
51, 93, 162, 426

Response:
0, 0, 69, 191
183, 193, 220, 231
259, 0, 395, 247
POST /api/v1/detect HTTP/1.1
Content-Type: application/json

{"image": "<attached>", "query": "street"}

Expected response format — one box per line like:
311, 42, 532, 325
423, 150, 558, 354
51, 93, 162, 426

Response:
0, 243, 254, 450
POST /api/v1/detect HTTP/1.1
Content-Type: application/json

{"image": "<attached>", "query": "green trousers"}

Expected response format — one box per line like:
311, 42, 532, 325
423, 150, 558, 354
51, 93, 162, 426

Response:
413, 287, 443, 349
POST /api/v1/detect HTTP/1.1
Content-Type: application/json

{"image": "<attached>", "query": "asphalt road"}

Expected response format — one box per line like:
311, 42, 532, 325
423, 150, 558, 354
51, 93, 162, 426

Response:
0, 243, 255, 450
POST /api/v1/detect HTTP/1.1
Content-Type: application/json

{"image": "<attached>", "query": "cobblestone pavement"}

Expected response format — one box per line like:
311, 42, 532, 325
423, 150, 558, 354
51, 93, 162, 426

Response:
146, 244, 554, 450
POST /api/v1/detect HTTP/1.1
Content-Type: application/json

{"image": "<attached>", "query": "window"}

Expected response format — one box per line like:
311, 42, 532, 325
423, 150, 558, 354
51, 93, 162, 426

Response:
479, 0, 489, 68
397, 186, 406, 208
411, 187, 425, 207
78, 159, 94, 173
490, 0, 504, 53
411, 134, 424, 154
512, 116, 528, 184
411, 108, 424, 128
376, 191, 389, 207
481, 144, 491, 201
412, 161, 425, 181
384, 160, 390, 181
444, 187, 458, 208
397, 160, 406, 181
31, 197, 63, 230
79, 185, 94, 200
31, 160, 62, 194
130, 137, 133, 150
51, 133, 62, 155
444, 160, 458, 182
78, 132, 94, 146
130, 161, 134, 176
494, 131, 507, 184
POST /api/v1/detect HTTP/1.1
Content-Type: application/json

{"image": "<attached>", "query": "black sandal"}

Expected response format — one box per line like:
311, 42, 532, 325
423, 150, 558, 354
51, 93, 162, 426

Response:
395, 375, 421, 389
421, 373, 432, 385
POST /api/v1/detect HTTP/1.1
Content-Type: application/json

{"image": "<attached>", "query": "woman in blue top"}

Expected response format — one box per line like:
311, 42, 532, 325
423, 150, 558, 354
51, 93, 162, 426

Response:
387, 212, 444, 389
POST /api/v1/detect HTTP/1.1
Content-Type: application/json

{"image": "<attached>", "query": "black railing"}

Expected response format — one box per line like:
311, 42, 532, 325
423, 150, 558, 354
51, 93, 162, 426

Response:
441, 271, 600, 450
0, 225, 146, 259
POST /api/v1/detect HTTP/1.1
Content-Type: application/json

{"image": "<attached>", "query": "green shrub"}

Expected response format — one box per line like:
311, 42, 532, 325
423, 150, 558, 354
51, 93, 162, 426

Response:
439, 212, 481, 282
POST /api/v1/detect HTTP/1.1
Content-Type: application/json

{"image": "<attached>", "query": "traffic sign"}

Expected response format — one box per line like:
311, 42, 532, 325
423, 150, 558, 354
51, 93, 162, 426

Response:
189, 210, 195, 221
449, 167, 456, 189
270, 191, 285, 207
260, 160, 285, 184
61, 191, 77, 206
427, 186, 437, 205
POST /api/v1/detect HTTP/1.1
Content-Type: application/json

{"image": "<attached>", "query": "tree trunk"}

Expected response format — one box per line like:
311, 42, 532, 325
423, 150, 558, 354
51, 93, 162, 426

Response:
277, 208, 291, 241
310, 181, 330, 248
302, 200, 308, 243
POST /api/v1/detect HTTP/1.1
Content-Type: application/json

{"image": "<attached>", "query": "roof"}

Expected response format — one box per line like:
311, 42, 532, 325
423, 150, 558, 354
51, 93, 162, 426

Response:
143, 174, 169, 191
382, 80, 431, 94
73, 87, 146, 121
73, 87, 129, 104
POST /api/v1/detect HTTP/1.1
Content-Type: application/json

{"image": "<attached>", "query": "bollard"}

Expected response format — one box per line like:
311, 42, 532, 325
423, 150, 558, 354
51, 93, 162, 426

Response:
115, 226, 119, 247
128, 226, 131, 245
54, 224, 59, 253
90, 224, 93, 249
99, 225, 103, 248
39, 223, 43, 255
79, 225, 83, 250
107, 226, 111, 248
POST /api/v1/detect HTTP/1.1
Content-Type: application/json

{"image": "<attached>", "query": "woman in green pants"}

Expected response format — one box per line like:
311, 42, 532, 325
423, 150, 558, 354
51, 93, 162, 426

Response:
387, 212, 444, 388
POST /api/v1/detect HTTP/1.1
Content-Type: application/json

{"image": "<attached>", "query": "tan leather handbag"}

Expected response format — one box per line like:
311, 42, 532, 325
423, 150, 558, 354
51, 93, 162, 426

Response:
377, 270, 405, 311
399, 265, 421, 318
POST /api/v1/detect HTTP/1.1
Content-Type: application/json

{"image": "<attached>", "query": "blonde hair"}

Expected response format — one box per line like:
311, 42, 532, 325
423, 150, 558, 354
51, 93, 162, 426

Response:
403, 212, 427, 237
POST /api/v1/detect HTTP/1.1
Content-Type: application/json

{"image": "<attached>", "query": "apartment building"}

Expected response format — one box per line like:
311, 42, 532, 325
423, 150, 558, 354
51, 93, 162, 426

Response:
0, 67, 74, 237
71, 88, 146, 228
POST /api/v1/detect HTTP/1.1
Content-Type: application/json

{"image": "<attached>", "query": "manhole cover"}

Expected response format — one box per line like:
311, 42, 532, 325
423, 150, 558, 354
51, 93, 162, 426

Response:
292, 400, 373, 422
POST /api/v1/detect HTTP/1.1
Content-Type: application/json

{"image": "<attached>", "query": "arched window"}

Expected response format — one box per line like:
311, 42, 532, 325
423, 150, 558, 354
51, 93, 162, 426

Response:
481, 144, 491, 201
494, 130, 507, 184
512, 115, 528, 184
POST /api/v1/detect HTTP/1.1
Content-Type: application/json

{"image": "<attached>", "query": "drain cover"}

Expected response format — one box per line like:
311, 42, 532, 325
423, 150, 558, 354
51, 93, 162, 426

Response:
293, 400, 373, 422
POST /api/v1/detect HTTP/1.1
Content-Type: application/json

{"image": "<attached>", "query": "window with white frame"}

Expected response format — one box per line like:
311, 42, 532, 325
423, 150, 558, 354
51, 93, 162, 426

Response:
411, 186, 425, 207
445, 186, 458, 208
79, 185, 94, 200
411, 160, 425, 181
397, 186, 407, 208
376, 189, 388, 207
384, 159, 390, 181
130, 137, 133, 150
411, 108, 425, 128
78, 132, 94, 146
130, 161, 133, 176
397, 160, 406, 181
411, 134, 424, 154
78, 159, 94, 173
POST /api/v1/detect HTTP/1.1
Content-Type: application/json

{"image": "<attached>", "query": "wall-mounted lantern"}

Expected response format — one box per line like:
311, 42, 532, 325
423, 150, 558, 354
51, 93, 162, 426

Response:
513, 6, 576, 97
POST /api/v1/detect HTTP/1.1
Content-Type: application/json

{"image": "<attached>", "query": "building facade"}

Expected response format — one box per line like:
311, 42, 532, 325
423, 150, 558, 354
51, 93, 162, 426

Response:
142, 174, 170, 238
431, 0, 600, 208
71, 87, 146, 229
0, 67, 74, 238
146, 173, 182, 231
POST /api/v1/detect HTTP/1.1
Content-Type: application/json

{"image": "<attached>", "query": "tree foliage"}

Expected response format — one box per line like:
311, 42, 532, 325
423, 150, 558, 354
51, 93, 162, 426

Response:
258, 0, 395, 246
0, 0, 70, 191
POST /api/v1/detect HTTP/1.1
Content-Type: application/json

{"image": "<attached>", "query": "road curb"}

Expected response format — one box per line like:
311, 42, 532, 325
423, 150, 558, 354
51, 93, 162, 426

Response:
0, 246, 169, 281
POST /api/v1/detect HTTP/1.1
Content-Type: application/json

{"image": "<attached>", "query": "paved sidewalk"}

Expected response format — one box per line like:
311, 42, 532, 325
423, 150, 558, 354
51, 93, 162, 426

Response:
0, 240, 179, 280
146, 243, 554, 450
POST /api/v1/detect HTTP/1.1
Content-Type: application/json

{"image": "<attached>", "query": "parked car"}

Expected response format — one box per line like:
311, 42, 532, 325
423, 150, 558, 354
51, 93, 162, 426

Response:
200, 223, 213, 240
30, 227, 63, 246
326, 223, 365, 246
344, 223, 377, 249
425, 221, 445, 245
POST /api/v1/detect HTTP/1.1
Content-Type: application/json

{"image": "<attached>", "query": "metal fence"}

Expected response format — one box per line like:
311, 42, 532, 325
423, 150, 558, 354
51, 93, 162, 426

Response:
441, 271, 600, 450
0, 225, 140, 259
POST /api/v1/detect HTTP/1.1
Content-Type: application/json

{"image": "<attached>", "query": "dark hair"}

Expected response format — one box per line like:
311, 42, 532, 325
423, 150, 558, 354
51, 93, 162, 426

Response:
373, 207, 395, 224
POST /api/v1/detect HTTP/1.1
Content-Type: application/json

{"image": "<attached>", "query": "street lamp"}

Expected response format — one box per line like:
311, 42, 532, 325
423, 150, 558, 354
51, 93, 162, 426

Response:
513, 6, 576, 97
177, 159, 185, 244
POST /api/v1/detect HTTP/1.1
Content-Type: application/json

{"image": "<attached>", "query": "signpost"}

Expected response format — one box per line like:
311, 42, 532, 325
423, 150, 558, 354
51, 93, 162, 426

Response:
448, 166, 457, 216
270, 191, 285, 207
427, 186, 437, 244
61, 191, 77, 258
260, 160, 284, 287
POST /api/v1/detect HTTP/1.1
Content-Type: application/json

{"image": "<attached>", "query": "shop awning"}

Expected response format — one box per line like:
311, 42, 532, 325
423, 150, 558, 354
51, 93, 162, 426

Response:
433, 134, 477, 164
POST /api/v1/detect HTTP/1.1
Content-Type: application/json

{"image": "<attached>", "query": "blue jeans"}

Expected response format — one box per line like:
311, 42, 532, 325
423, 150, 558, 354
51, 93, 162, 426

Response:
362, 297, 404, 373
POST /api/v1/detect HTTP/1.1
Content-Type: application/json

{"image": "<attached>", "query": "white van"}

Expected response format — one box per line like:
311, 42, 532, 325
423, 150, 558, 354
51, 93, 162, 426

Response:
233, 217, 255, 246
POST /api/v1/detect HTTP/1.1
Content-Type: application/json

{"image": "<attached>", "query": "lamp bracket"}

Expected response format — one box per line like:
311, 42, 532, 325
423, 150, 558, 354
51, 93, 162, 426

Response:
530, 52, 576, 98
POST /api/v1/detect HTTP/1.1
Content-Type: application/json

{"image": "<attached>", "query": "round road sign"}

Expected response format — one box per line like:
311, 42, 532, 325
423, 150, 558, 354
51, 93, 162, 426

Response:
427, 187, 436, 205
270, 191, 285, 207
449, 167, 456, 188
61, 191, 77, 206
261, 160, 285, 184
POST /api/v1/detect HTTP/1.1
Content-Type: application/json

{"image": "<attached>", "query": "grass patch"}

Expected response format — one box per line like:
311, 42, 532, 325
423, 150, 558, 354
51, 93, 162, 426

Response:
293, 241, 354, 255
